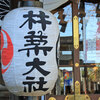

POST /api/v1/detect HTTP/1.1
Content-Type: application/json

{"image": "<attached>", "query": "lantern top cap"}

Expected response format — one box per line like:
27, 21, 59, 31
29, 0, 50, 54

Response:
18, 0, 43, 8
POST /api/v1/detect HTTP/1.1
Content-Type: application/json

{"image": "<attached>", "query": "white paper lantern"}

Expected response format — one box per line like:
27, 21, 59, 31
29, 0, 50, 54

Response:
1, 7, 59, 96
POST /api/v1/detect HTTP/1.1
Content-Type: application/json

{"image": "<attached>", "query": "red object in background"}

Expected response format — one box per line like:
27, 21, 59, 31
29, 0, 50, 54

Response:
96, 39, 100, 50
1, 29, 13, 74
96, 21, 100, 50
97, 22, 100, 33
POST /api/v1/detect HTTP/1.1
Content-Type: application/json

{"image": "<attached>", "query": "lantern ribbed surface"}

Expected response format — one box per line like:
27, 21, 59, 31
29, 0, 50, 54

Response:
1, 7, 59, 96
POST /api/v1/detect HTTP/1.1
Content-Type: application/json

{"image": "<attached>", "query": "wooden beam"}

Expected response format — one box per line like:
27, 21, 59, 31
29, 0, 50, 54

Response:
59, 64, 95, 67
51, 0, 72, 14
60, 37, 83, 51
81, 0, 100, 3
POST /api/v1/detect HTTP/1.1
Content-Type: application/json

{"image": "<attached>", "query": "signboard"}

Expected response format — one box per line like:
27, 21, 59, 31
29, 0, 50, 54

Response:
84, 17, 100, 63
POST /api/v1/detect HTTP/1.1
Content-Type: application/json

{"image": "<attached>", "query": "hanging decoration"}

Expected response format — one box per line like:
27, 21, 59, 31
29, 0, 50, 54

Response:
1, 7, 59, 96
0, 0, 10, 85
0, 0, 10, 20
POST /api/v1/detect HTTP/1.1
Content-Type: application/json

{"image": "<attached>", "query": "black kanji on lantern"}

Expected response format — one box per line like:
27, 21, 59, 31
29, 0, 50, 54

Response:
23, 58, 50, 76
24, 31, 48, 46
19, 10, 52, 31
18, 31, 53, 57
19, 10, 53, 93
23, 76, 49, 92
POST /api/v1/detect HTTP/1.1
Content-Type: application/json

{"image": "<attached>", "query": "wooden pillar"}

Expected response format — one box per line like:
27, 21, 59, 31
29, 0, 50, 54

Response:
88, 81, 91, 93
72, 0, 80, 97
82, 77, 85, 93
56, 75, 61, 95
84, 67, 89, 94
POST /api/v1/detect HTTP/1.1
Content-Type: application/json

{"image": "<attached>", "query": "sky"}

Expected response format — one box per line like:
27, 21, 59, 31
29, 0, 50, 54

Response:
54, 3, 100, 64
54, 3, 98, 38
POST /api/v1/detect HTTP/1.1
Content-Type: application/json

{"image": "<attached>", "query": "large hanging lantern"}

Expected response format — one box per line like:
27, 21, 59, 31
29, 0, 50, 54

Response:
1, 7, 59, 96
